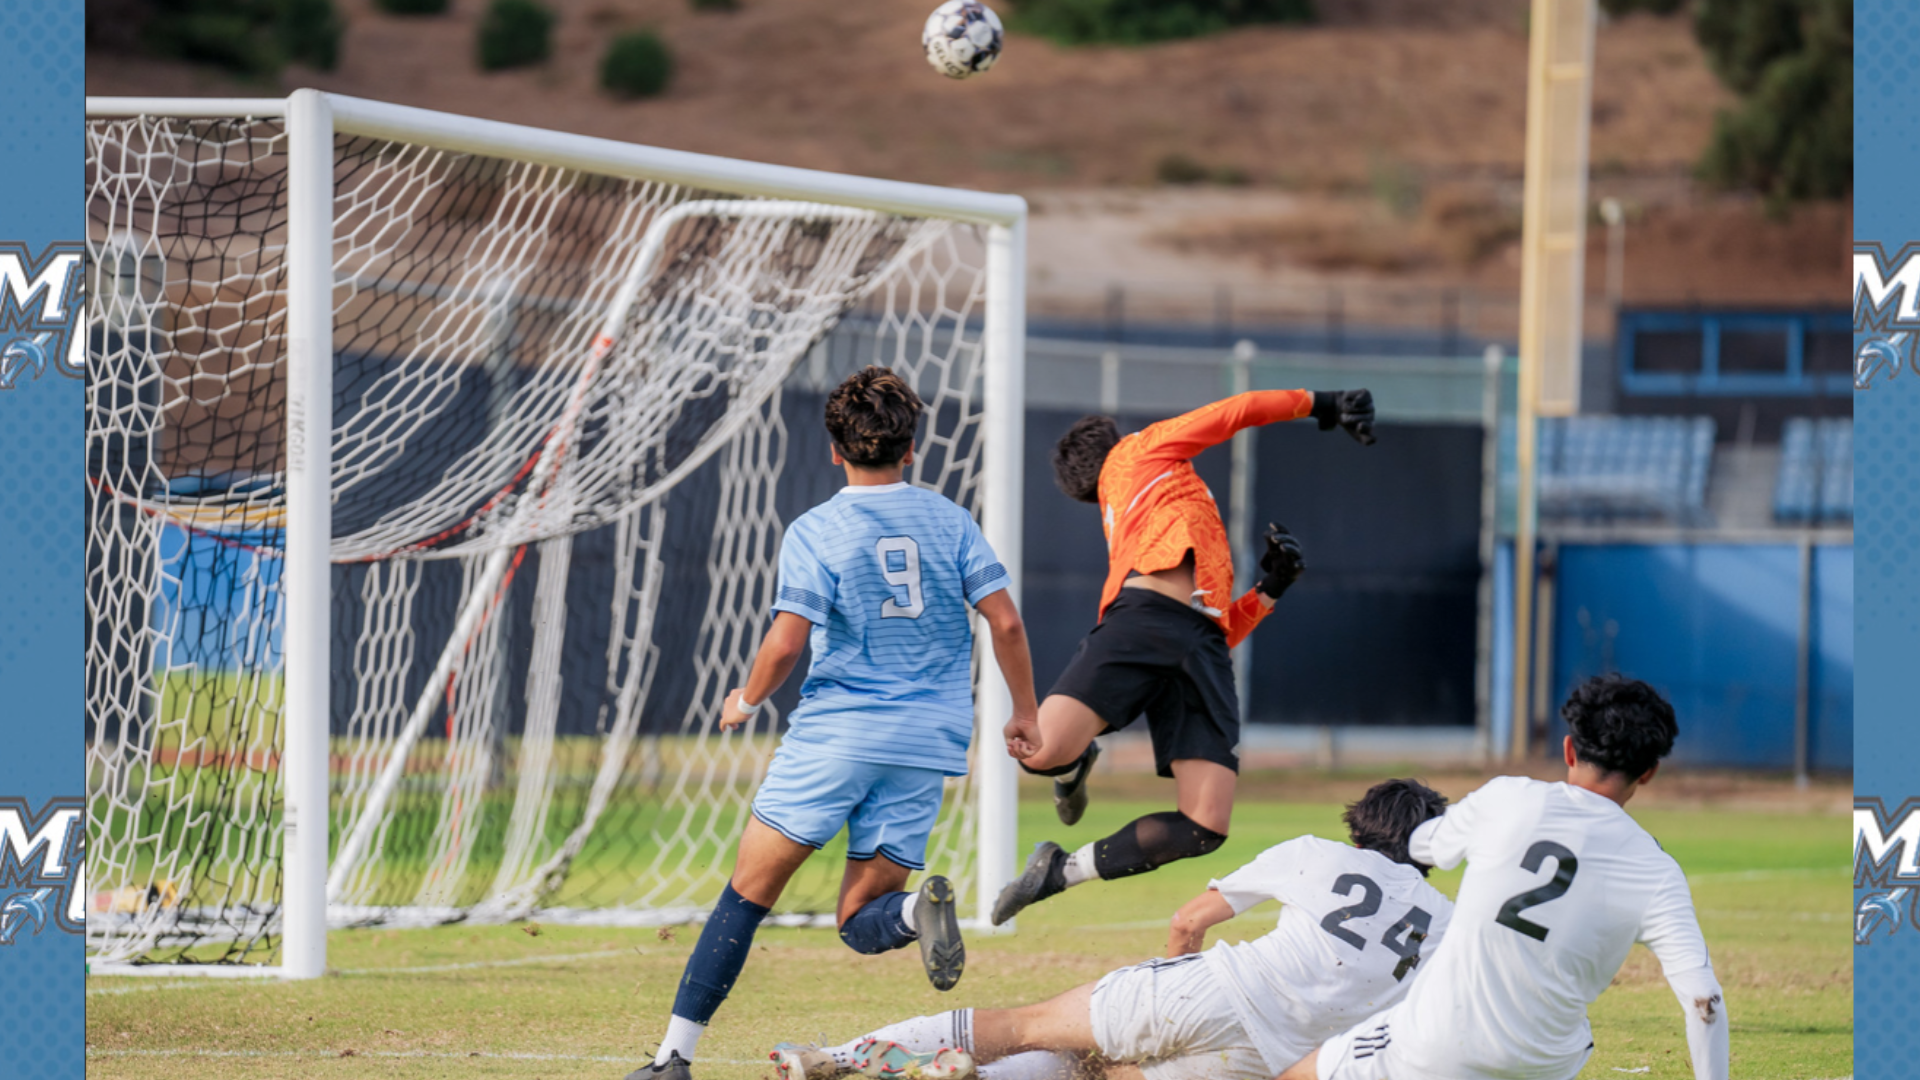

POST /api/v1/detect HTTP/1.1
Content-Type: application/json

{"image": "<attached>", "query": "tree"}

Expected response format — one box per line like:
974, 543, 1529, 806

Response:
1008, 0, 1314, 46
1692, 0, 1851, 203
88, 0, 342, 75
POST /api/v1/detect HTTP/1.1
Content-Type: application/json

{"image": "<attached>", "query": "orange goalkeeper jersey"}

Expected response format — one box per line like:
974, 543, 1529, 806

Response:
1097, 389, 1314, 648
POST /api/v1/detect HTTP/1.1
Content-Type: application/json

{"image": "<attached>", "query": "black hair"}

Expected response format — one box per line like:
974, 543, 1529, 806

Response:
1344, 778, 1449, 875
824, 366, 923, 468
1052, 414, 1121, 503
1561, 673, 1678, 780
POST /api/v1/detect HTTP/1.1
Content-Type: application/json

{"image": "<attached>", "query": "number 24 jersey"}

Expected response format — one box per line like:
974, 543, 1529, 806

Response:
1203, 836, 1456, 1074
1399, 776, 1713, 1079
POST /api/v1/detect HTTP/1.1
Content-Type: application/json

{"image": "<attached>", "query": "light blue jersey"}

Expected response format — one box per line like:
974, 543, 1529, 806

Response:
770, 482, 1008, 776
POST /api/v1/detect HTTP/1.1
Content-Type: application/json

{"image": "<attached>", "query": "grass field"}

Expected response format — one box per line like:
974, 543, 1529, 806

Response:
85, 786, 1850, 1080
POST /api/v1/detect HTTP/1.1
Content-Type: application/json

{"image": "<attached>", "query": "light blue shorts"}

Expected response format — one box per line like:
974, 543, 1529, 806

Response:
750, 741, 948, 871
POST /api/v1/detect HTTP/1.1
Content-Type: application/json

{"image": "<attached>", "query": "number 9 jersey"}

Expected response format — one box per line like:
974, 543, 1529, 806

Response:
770, 481, 1009, 777
1351, 775, 1725, 1080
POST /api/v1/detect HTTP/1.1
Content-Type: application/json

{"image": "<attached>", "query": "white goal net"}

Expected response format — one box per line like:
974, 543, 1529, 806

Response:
83, 93, 1024, 971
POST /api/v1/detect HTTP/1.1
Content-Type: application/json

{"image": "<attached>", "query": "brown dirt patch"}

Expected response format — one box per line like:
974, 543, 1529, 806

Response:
87, 4, 1840, 312
88, 3, 1720, 191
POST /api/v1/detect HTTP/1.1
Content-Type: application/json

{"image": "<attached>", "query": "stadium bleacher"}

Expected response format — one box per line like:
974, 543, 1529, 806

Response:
1537, 415, 1716, 522
1774, 417, 1853, 522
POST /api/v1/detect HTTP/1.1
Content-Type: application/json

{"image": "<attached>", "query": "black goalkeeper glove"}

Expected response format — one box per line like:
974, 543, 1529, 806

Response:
1256, 522, 1305, 601
1311, 388, 1377, 445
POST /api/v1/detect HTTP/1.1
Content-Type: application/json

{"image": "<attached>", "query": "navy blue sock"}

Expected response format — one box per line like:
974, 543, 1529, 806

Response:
671, 882, 771, 1023
839, 890, 916, 955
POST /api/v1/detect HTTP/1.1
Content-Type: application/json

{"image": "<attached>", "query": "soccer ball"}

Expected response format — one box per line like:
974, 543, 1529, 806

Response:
923, 0, 1004, 80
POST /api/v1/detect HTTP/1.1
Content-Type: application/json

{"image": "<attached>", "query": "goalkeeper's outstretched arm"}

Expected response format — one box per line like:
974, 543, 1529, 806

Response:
1129, 387, 1377, 466
1221, 522, 1308, 647
719, 611, 812, 730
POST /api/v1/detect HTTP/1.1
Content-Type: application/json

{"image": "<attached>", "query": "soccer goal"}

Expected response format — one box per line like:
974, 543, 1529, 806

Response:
83, 91, 1026, 977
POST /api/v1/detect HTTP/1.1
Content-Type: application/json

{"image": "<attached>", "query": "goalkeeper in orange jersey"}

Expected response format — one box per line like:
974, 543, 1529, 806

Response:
992, 388, 1376, 924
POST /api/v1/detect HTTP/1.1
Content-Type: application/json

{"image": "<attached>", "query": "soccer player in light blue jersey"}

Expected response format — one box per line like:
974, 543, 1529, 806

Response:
630, 366, 1041, 1080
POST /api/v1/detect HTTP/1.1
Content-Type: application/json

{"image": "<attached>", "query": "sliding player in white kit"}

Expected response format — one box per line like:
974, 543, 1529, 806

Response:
769, 780, 1454, 1080
1280, 674, 1729, 1080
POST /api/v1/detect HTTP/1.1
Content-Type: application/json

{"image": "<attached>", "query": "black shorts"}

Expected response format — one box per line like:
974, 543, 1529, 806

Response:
1047, 587, 1240, 778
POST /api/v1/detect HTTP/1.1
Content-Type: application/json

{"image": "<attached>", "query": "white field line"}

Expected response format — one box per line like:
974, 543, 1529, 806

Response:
1688, 867, 1838, 881
1697, 909, 1840, 922
89, 870, 1843, 993
87, 947, 645, 995
89, 981, 230, 998
337, 947, 641, 976
1078, 918, 1175, 931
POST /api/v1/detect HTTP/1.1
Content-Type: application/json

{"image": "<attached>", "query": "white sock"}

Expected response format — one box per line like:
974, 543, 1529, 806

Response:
982, 1051, 1079, 1080
654, 1015, 705, 1066
828, 1010, 974, 1068
901, 890, 921, 935
1061, 844, 1100, 888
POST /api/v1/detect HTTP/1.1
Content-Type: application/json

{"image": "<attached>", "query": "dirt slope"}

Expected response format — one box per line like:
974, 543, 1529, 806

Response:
86, 1, 1844, 308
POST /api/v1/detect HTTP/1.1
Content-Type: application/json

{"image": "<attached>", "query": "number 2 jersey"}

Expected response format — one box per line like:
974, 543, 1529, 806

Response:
1398, 775, 1729, 1080
769, 482, 1009, 777
1203, 836, 1456, 1074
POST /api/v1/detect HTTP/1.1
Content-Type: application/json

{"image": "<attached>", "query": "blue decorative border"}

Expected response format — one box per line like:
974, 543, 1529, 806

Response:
0, 1, 85, 1076
1856, 0, 1919, 1073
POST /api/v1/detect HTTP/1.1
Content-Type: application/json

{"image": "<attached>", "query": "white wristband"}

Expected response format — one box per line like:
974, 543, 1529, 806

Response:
734, 695, 762, 715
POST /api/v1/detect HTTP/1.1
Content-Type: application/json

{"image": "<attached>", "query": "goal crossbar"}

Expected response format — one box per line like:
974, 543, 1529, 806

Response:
85, 94, 1027, 227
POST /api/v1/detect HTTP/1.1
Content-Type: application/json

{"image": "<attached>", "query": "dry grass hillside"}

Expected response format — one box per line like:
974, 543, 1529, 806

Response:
87, 0, 1846, 312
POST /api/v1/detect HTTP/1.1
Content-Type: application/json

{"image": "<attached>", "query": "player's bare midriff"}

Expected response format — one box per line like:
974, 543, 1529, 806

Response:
1123, 550, 1199, 606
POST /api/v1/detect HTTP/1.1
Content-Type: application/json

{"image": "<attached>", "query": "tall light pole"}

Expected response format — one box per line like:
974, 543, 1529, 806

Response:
1600, 196, 1626, 321
1512, 0, 1596, 762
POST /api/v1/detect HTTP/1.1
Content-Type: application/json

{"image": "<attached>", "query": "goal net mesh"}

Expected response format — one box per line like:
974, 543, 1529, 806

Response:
84, 113, 993, 965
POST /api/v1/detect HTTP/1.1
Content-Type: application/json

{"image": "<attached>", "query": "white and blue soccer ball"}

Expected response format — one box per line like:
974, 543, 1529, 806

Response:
923, 0, 1004, 80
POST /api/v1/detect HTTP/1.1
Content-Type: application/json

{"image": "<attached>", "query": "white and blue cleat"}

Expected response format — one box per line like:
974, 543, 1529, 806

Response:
854, 1038, 975, 1080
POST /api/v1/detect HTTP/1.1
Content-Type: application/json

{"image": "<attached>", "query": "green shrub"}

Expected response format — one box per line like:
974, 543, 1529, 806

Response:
1367, 154, 1423, 218
280, 0, 342, 68
377, 0, 450, 14
1155, 152, 1209, 184
1693, 0, 1850, 204
1009, 0, 1314, 46
1598, 0, 1685, 14
478, 0, 556, 70
601, 30, 675, 98
1211, 163, 1251, 186
1155, 153, 1253, 186
137, 0, 342, 75
689, 0, 739, 10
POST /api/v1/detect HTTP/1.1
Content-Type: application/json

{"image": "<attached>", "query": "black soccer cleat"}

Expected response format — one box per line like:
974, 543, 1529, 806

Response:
1052, 742, 1101, 826
992, 841, 1069, 926
627, 1051, 695, 1080
916, 874, 966, 991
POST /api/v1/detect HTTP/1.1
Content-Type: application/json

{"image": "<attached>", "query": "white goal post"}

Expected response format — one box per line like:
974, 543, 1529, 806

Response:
83, 90, 1025, 978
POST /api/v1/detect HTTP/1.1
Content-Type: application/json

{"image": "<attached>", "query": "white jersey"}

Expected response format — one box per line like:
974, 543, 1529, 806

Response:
1396, 776, 1724, 1080
1202, 836, 1455, 1073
